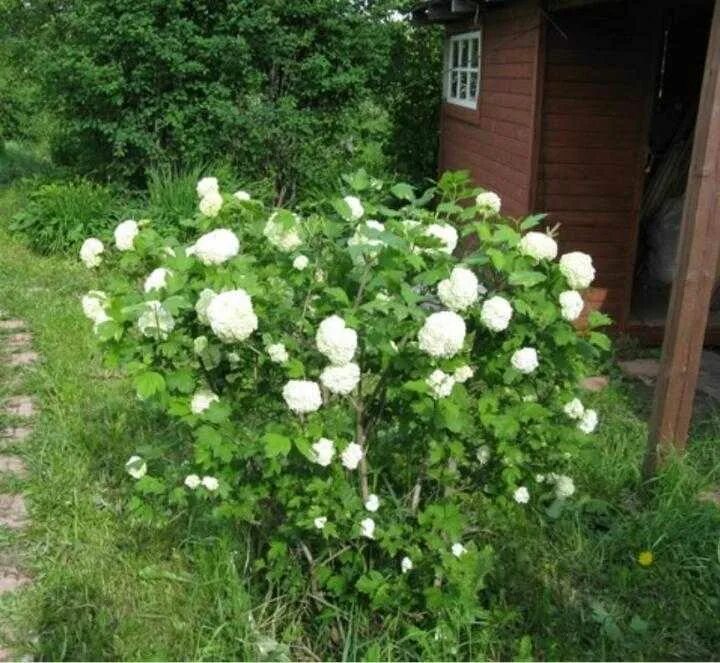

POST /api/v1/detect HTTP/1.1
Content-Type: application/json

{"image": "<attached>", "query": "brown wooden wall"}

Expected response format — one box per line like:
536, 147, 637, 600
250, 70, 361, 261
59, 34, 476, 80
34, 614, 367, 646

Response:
535, 3, 656, 326
438, 0, 543, 218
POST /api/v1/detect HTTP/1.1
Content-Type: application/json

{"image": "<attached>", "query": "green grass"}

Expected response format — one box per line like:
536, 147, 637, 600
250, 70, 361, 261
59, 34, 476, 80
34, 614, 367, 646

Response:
0, 175, 719, 659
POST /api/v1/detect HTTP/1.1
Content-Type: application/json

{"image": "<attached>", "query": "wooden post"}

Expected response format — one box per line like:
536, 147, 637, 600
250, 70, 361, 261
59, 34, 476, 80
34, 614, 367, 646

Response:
645, 0, 720, 475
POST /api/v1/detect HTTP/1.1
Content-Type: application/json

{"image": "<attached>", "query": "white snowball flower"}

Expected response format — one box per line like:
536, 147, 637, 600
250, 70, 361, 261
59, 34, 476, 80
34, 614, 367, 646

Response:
201, 475, 219, 491
125, 455, 147, 479
476, 445, 491, 466
193, 228, 239, 265
190, 389, 219, 415
233, 190, 251, 202
343, 195, 364, 220
341, 442, 364, 470
480, 296, 513, 332
554, 475, 575, 499
114, 219, 139, 251
282, 380, 323, 414
519, 232, 558, 261
184, 474, 201, 489
401, 556, 413, 573
475, 191, 502, 214
364, 494, 380, 512
360, 517, 375, 539
559, 290, 585, 322
559, 251, 596, 289
314, 516, 327, 530
513, 486, 530, 504
454, 365, 474, 383
193, 336, 208, 354
267, 343, 289, 364
195, 288, 216, 325
137, 300, 175, 339
451, 543, 467, 558
311, 438, 335, 467
348, 220, 386, 258
293, 255, 309, 270
81, 291, 110, 325
563, 398, 585, 420
206, 289, 258, 343
418, 311, 466, 358
424, 223, 458, 254
426, 369, 455, 399
511, 347, 539, 374
535, 474, 545, 483
196, 176, 219, 198
199, 190, 223, 217
143, 267, 172, 293
320, 362, 360, 395
80, 238, 104, 268
316, 315, 357, 366
264, 212, 302, 252
578, 408, 598, 434
437, 266, 479, 311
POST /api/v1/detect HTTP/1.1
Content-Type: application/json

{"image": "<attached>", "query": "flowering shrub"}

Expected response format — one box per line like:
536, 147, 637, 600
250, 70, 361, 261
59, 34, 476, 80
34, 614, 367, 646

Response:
79, 170, 609, 635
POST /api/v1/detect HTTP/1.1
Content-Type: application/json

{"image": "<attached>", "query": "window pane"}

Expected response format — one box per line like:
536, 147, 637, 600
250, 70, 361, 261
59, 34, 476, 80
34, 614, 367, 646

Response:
451, 70, 459, 99
460, 39, 468, 67
470, 38, 479, 67
452, 40, 459, 68
469, 72, 478, 99
459, 71, 467, 100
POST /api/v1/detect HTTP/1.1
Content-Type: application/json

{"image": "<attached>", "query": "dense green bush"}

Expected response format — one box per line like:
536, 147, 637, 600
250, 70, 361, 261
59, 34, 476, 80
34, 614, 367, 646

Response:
9, 179, 124, 254
77, 171, 609, 656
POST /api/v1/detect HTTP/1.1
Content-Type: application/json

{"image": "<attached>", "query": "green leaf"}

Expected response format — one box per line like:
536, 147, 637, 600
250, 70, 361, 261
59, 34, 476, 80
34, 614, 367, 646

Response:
588, 310, 612, 329
509, 271, 547, 288
589, 331, 611, 351
390, 182, 415, 201
263, 433, 291, 458
520, 213, 547, 231
134, 371, 166, 399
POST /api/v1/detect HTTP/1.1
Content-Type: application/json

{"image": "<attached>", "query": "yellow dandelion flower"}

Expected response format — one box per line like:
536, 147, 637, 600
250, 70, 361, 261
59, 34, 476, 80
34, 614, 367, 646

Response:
637, 550, 654, 567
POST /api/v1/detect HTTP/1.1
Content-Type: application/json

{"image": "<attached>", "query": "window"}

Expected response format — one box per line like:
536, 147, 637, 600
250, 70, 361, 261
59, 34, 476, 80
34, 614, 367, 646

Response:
445, 30, 481, 109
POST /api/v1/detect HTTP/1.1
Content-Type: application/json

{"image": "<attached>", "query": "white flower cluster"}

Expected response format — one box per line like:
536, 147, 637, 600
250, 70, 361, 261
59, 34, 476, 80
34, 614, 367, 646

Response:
519, 231, 558, 262
184, 474, 219, 491
513, 486, 530, 504
264, 212, 302, 252
424, 223, 458, 255
480, 295, 513, 332
206, 289, 258, 342
559, 251, 596, 289
314, 516, 327, 530
559, 290, 584, 321
511, 347, 539, 374
551, 474, 576, 499
365, 494, 380, 512
418, 311, 466, 358
360, 517, 375, 539
452, 542, 467, 558
320, 362, 360, 395
475, 191, 501, 215
341, 442, 364, 470
348, 220, 386, 258
454, 365, 474, 383
282, 380, 322, 414
144, 267, 172, 293
426, 369, 455, 399
578, 408, 598, 434
562, 397, 597, 433
267, 343, 289, 364
81, 291, 110, 328
563, 397, 585, 420
311, 438, 335, 466
316, 315, 357, 366
191, 229, 239, 266
293, 255, 309, 270
437, 266, 479, 311
195, 288, 216, 324
191, 389, 219, 414
401, 556, 413, 573
137, 300, 175, 339
197, 177, 223, 217
114, 219, 139, 251
343, 195, 364, 220
80, 238, 104, 268
233, 190, 251, 202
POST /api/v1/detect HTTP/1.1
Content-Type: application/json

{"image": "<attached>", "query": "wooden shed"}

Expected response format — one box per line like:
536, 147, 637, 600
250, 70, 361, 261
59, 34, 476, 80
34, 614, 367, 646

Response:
413, 0, 718, 342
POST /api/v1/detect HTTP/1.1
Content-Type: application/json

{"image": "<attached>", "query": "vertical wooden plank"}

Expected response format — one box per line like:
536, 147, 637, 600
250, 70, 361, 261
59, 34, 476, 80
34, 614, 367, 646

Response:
527, 6, 546, 212
645, 0, 720, 475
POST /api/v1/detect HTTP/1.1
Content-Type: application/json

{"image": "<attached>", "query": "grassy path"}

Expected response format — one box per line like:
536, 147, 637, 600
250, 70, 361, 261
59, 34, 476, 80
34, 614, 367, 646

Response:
0, 224, 719, 659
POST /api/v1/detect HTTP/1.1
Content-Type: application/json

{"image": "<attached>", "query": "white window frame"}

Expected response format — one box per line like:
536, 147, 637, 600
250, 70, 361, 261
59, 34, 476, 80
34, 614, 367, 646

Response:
444, 30, 482, 109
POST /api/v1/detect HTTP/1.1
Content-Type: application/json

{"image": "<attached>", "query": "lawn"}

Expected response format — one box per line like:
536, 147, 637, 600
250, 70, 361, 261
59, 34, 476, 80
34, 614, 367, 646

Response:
0, 180, 719, 660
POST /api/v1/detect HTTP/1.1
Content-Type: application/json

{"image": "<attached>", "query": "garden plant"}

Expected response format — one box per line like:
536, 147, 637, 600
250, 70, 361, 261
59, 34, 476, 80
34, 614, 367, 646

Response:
77, 170, 609, 644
